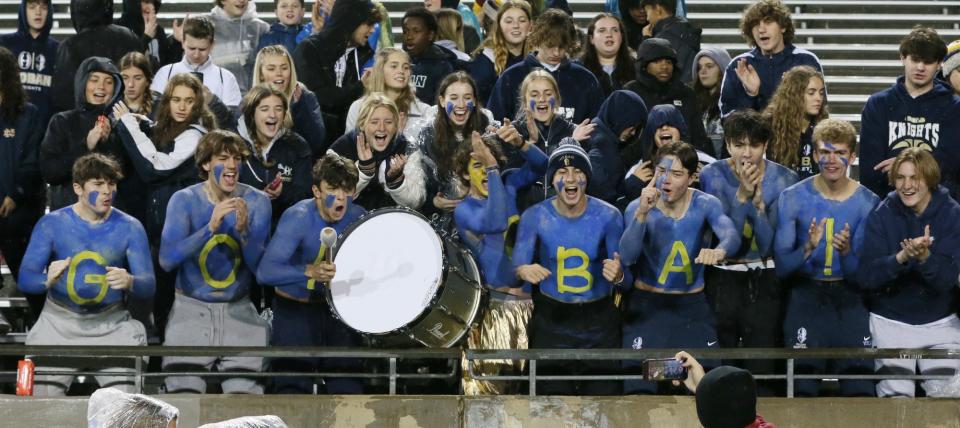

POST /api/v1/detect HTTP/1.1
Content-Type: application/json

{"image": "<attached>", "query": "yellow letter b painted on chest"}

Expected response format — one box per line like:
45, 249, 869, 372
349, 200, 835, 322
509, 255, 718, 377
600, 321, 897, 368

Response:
556, 246, 593, 294
658, 241, 693, 285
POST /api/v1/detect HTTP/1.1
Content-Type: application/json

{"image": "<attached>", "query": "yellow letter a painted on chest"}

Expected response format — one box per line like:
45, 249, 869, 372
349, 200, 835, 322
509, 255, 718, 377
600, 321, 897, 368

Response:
658, 241, 693, 285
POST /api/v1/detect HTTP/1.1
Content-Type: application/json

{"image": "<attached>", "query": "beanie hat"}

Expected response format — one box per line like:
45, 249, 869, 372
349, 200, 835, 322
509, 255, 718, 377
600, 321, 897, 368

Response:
695, 366, 758, 428
546, 138, 592, 183
943, 39, 960, 79
693, 46, 733, 79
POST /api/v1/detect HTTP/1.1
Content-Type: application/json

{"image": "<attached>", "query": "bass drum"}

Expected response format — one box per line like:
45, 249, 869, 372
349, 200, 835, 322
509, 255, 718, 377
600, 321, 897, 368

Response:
327, 207, 484, 348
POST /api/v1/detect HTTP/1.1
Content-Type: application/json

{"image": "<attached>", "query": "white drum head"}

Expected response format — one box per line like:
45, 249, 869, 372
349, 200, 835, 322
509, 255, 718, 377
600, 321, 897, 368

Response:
330, 211, 444, 334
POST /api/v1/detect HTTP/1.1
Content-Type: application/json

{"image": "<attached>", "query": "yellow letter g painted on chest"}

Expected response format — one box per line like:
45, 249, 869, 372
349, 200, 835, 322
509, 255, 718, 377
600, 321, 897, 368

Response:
66, 250, 109, 305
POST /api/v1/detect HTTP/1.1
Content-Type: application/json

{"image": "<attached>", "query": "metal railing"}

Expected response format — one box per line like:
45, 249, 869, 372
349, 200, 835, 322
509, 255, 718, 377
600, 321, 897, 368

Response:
0, 346, 958, 397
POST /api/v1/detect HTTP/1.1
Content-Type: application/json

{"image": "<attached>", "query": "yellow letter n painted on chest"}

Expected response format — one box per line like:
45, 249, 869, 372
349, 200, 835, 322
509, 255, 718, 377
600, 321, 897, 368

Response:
556, 246, 593, 293
658, 241, 693, 285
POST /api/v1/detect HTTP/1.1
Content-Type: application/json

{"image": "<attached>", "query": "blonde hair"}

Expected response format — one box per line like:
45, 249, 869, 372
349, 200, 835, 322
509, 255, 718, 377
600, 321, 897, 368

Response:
435, 8, 465, 52
253, 45, 299, 101
889, 147, 941, 189
477, 0, 532, 74
763, 65, 828, 169
812, 118, 857, 154
356, 92, 400, 130
364, 48, 417, 114
517, 69, 561, 119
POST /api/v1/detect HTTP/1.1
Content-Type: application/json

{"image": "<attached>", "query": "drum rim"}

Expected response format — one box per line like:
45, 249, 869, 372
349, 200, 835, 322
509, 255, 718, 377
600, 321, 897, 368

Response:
325, 206, 455, 339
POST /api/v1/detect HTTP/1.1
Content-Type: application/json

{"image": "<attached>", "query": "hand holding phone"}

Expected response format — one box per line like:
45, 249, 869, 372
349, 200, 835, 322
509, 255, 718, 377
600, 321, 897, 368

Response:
642, 358, 688, 381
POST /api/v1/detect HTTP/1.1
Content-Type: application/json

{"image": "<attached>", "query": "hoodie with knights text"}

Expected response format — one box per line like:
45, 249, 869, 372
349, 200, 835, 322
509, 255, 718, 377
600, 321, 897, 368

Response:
859, 77, 960, 200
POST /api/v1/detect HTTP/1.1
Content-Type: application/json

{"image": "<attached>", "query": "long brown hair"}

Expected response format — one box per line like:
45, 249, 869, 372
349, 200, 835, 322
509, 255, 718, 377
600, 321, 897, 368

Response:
152, 74, 217, 149
431, 72, 489, 182
0, 47, 25, 122
476, 0, 532, 75
578, 13, 635, 94
763, 66, 828, 169
119, 52, 155, 117
241, 84, 290, 165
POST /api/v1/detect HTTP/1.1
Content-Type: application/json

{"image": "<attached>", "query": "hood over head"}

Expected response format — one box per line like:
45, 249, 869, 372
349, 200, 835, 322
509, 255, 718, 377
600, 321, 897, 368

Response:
17, 0, 54, 39
321, 0, 378, 43
594, 90, 648, 137
74, 56, 123, 111
636, 37, 678, 71
70, 0, 113, 32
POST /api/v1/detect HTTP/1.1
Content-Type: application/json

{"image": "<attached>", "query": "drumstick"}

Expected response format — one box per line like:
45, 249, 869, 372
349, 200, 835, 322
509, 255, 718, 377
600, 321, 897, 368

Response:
320, 227, 337, 264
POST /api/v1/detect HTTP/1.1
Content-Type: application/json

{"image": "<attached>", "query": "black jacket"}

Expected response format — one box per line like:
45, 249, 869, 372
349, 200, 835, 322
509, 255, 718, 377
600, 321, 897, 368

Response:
237, 117, 313, 228
647, 16, 701, 84
51, 0, 143, 113
293, 0, 376, 142
624, 39, 711, 156
41, 57, 129, 210
0, 103, 43, 207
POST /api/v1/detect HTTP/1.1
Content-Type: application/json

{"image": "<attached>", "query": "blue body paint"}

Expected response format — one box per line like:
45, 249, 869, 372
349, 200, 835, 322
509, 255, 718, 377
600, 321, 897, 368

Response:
655, 158, 672, 191
214, 164, 224, 186
513, 195, 630, 303
455, 145, 548, 291
18, 207, 156, 312
620, 190, 740, 292
324, 194, 336, 208
88, 191, 99, 207
158, 183, 272, 302
773, 177, 879, 280
700, 159, 799, 260
257, 199, 366, 298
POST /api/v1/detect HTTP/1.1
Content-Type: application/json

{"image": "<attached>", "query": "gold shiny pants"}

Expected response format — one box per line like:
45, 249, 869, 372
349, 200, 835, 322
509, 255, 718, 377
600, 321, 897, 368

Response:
462, 297, 533, 395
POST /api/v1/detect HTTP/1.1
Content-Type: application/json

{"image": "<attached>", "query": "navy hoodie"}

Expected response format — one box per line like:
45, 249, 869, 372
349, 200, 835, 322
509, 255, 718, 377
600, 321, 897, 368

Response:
0, 103, 43, 208
623, 104, 689, 201
257, 22, 303, 56
409, 43, 456, 105
719, 43, 822, 117
587, 90, 647, 205
858, 186, 960, 325
859, 77, 960, 200
487, 53, 604, 124
0, 0, 58, 128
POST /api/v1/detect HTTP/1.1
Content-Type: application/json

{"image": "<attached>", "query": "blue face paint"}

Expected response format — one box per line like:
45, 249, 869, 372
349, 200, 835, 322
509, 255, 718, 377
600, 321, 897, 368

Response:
213, 164, 224, 186
346, 195, 353, 206
548, 97, 556, 109
466, 101, 475, 111
529, 100, 536, 111
88, 191, 99, 207
554, 179, 565, 193
324, 194, 336, 208
655, 158, 672, 191
445, 101, 455, 116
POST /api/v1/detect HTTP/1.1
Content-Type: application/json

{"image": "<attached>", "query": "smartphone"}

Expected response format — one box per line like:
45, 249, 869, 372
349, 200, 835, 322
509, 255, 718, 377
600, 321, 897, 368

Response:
642, 358, 687, 381
267, 174, 283, 191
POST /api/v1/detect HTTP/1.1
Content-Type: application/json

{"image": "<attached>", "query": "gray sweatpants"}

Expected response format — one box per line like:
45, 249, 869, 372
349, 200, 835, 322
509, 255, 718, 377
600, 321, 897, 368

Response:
26, 299, 147, 396
871, 312, 960, 397
163, 293, 269, 394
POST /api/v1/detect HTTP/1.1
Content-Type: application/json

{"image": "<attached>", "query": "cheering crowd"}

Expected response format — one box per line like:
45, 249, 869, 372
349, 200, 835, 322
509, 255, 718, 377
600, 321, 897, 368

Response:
0, 0, 959, 400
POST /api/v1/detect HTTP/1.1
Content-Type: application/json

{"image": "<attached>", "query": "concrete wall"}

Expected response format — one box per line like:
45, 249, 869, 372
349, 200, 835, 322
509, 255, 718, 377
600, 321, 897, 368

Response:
2, 394, 959, 427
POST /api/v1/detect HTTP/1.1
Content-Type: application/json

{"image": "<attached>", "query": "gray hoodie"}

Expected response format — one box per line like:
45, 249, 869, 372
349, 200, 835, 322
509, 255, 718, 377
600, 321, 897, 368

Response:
208, 1, 269, 93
